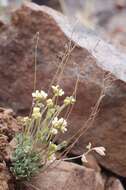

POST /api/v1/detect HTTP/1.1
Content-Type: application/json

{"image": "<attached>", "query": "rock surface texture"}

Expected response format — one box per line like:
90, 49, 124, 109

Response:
0, 163, 10, 190
0, 108, 19, 190
28, 161, 104, 190
27, 161, 124, 190
105, 177, 125, 190
0, 2, 126, 177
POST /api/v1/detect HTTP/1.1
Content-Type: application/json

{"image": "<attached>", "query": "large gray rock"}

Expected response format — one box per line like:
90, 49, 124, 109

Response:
0, 2, 126, 177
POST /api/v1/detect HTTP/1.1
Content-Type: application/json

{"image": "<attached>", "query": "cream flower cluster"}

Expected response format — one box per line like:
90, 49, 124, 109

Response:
32, 107, 41, 119
50, 128, 58, 135
52, 85, 64, 97
64, 96, 76, 105
46, 98, 54, 108
32, 90, 47, 100
52, 117, 67, 133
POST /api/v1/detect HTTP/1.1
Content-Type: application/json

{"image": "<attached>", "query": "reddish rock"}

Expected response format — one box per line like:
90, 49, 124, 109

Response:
0, 2, 126, 177
105, 177, 124, 190
27, 161, 104, 190
0, 108, 20, 190
0, 163, 12, 190
0, 108, 20, 161
83, 154, 101, 172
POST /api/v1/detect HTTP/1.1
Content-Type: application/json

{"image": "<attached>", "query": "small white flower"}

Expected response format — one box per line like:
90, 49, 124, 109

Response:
81, 154, 88, 163
60, 125, 67, 133
50, 128, 58, 135
64, 96, 76, 105
52, 117, 58, 127
46, 99, 54, 108
32, 90, 47, 100
23, 116, 30, 124
33, 107, 40, 113
58, 118, 67, 127
86, 142, 92, 150
93, 147, 106, 156
52, 85, 64, 97
52, 117, 67, 133
58, 89, 64, 96
32, 107, 41, 119
59, 118, 67, 133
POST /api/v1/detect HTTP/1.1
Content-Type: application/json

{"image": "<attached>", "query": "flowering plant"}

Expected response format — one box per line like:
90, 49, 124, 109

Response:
10, 85, 106, 181
11, 85, 76, 180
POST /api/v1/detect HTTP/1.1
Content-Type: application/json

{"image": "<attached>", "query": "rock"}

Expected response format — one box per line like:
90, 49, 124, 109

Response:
105, 177, 124, 190
0, 108, 20, 190
0, 163, 11, 190
0, 107, 19, 139
105, 11, 126, 51
83, 154, 101, 172
59, 0, 116, 25
0, 107, 20, 161
0, 2, 126, 176
32, 0, 61, 11
0, 107, 20, 190
27, 161, 104, 190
